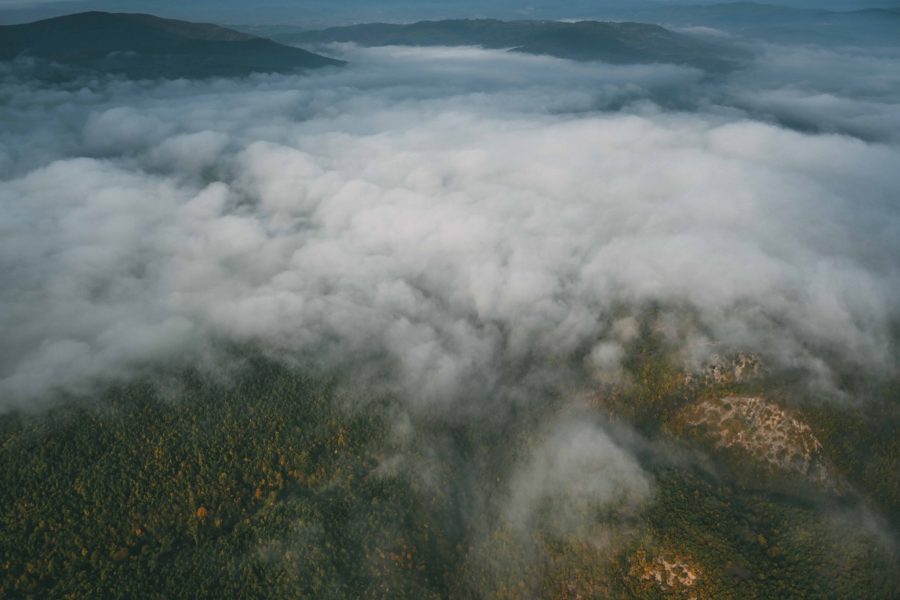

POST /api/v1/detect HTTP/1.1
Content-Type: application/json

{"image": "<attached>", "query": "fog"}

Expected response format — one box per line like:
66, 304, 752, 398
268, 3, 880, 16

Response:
2, 43, 898, 412
1, 37, 899, 564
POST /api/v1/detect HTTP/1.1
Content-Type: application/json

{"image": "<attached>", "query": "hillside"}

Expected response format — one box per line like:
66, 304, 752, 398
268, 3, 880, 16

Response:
620, 2, 900, 45
0, 12, 344, 79
2, 339, 898, 598
277, 19, 743, 71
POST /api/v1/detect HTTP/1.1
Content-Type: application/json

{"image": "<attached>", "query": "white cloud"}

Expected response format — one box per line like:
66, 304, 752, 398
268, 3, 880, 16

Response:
506, 415, 652, 535
0, 44, 898, 416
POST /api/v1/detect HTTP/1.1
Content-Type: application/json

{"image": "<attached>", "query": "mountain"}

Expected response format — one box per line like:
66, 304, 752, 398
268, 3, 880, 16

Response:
0, 12, 344, 79
2, 346, 898, 598
277, 19, 744, 71
617, 2, 900, 46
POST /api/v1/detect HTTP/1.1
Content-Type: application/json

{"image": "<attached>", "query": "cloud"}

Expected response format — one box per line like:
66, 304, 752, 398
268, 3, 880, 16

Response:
0, 35, 899, 582
713, 42, 900, 141
505, 414, 652, 536
1, 44, 899, 414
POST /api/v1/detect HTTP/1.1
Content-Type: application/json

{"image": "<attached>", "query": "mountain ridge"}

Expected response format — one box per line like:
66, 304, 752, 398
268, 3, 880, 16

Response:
277, 18, 743, 71
0, 11, 344, 79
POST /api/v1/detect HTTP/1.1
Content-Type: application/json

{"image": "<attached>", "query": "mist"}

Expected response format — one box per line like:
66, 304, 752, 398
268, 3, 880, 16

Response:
1, 17, 899, 594
2, 41, 899, 413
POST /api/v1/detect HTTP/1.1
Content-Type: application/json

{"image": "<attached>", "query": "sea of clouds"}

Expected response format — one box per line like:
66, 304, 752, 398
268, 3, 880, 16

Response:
1, 35, 899, 557
2, 43, 898, 413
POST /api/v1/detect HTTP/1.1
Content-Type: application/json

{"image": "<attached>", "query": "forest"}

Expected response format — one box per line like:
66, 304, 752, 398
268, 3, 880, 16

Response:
2, 338, 897, 599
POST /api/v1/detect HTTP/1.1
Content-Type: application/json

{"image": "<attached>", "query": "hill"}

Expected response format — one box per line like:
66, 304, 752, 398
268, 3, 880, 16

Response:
277, 19, 743, 71
2, 345, 897, 598
620, 2, 900, 46
0, 12, 344, 79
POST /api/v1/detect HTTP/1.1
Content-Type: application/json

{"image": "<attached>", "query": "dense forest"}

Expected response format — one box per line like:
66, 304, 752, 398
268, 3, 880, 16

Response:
2, 336, 898, 598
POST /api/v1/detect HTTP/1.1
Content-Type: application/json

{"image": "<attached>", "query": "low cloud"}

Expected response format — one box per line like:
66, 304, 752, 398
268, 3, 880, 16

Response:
1, 35, 899, 575
505, 414, 652, 536
722, 43, 900, 142
1, 44, 899, 413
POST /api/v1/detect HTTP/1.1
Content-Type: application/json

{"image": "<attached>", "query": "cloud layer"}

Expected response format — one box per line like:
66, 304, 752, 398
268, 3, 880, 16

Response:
0, 40, 898, 574
1, 44, 899, 415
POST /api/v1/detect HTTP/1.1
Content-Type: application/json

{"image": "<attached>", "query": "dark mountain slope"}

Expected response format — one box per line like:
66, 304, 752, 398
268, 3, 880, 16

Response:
0, 12, 344, 79
276, 19, 744, 71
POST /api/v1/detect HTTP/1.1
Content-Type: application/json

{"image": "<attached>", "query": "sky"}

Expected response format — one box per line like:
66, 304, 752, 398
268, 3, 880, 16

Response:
1, 0, 898, 27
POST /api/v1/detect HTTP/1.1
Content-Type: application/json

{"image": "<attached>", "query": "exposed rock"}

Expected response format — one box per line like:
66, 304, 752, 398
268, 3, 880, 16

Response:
628, 548, 704, 599
677, 396, 832, 484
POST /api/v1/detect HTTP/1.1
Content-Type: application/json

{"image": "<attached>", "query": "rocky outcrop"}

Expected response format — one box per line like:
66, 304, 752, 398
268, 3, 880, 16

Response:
628, 548, 705, 599
676, 396, 832, 485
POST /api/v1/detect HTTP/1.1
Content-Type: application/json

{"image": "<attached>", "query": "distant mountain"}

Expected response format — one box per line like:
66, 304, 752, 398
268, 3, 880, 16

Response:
277, 19, 744, 72
627, 1, 900, 25
618, 2, 900, 46
0, 12, 344, 79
